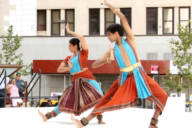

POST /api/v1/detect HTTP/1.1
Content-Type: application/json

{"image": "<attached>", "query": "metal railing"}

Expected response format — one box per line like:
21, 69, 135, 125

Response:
0, 69, 7, 107
25, 69, 41, 107
0, 69, 43, 108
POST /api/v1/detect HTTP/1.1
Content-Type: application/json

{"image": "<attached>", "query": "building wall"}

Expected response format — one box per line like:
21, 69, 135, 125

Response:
0, 0, 16, 36
36, 0, 192, 36
1, 0, 192, 102
0, 35, 180, 97
0, 35, 180, 65
0, 0, 191, 36
35, 0, 192, 35
2, 0, 37, 36
0, 35, 185, 87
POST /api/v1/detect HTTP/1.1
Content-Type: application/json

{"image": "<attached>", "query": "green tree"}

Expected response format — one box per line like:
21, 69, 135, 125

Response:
163, 22, 192, 96
0, 25, 31, 76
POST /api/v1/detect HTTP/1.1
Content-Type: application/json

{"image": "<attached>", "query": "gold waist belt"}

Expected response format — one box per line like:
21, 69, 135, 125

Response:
120, 62, 141, 72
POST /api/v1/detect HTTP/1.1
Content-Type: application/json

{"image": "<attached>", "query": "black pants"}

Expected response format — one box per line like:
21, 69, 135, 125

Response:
0, 89, 6, 108
19, 91, 24, 97
18, 87, 25, 97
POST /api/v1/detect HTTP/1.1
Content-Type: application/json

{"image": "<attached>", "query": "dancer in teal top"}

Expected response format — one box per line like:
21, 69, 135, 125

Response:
38, 23, 104, 124
72, 0, 168, 128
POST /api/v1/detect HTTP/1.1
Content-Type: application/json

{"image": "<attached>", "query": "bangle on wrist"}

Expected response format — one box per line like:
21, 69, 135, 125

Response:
106, 57, 111, 63
113, 8, 117, 13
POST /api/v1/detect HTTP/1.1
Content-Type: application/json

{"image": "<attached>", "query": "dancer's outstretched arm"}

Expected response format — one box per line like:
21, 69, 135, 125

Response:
92, 45, 114, 68
104, 0, 136, 49
92, 49, 110, 68
66, 23, 88, 50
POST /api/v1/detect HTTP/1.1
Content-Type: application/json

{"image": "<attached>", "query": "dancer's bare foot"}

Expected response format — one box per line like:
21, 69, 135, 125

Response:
71, 115, 83, 128
98, 120, 106, 124
38, 110, 48, 122
149, 124, 158, 128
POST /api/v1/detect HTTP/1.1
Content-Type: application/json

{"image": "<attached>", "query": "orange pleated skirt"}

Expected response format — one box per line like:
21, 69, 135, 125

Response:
92, 73, 168, 115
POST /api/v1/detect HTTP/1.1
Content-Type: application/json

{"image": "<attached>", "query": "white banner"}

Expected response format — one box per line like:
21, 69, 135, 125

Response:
170, 60, 192, 74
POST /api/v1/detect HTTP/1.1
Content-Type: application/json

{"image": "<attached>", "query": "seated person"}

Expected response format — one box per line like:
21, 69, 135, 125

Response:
7, 79, 23, 107
45, 99, 54, 107
40, 99, 54, 107
15, 72, 26, 97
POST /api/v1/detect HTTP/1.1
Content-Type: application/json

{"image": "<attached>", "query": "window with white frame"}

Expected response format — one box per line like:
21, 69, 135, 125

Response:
179, 7, 190, 30
37, 10, 46, 31
65, 9, 75, 35
147, 8, 158, 34
51, 10, 60, 35
89, 9, 100, 35
163, 8, 174, 34
105, 9, 115, 34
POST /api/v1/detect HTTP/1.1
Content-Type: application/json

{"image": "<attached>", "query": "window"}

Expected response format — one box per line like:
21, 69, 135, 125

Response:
147, 53, 157, 60
105, 9, 115, 34
147, 8, 158, 34
51, 10, 60, 35
89, 9, 100, 35
120, 8, 131, 35
163, 53, 173, 60
65, 9, 75, 35
120, 8, 131, 28
163, 8, 174, 34
179, 7, 190, 29
37, 10, 46, 31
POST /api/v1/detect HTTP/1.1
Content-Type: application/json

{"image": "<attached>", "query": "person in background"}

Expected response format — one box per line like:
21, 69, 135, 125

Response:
0, 70, 10, 108
45, 99, 54, 107
15, 72, 26, 97
6, 79, 23, 107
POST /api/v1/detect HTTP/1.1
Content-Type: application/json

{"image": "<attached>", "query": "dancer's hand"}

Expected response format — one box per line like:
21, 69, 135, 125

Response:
104, 0, 109, 6
68, 61, 73, 69
66, 23, 72, 34
67, 58, 73, 69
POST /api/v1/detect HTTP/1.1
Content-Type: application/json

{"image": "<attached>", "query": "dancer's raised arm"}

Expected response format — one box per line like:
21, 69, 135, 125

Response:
104, 0, 136, 48
66, 23, 88, 50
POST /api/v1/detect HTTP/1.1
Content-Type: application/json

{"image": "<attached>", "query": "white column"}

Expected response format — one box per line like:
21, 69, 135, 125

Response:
116, 15, 120, 24
132, 5, 146, 35
100, 8, 105, 35
174, 7, 179, 35
69, 75, 71, 85
75, 4, 89, 35
191, 6, 192, 29
60, 9, 65, 36
46, 9, 51, 36
158, 7, 163, 35
64, 75, 66, 91
44, 75, 46, 96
